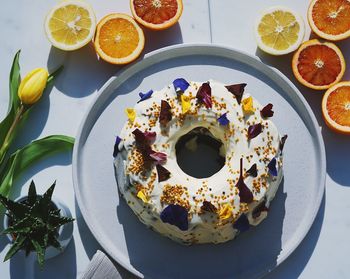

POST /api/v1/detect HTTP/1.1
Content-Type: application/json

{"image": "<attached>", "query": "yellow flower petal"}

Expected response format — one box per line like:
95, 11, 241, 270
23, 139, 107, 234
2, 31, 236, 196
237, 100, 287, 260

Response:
125, 108, 136, 122
181, 95, 191, 114
219, 203, 233, 220
242, 96, 255, 114
137, 190, 148, 203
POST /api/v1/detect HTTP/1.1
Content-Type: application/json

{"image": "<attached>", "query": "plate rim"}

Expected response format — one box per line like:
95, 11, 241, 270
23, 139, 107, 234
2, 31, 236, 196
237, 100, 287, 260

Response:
72, 43, 326, 278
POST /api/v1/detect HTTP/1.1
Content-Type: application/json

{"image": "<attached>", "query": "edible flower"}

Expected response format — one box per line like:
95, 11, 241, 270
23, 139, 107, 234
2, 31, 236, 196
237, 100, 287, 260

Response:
160, 204, 188, 231
267, 157, 278, 177
156, 164, 171, 182
113, 136, 122, 157
18, 68, 49, 105
247, 123, 262, 139
159, 100, 172, 126
279, 134, 288, 154
260, 103, 274, 118
219, 203, 233, 220
225, 83, 247, 105
242, 96, 255, 114
233, 214, 250, 232
236, 158, 254, 203
137, 189, 149, 203
246, 163, 257, 177
137, 89, 153, 103
181, 95, 191, 114
200, 201, 217, 213
196, 82, 212, 109
150, 151, 167, 164
132, 129, 156, 145
217, 113, 230, 126
125, 108, 136, 122
173, 78, 190, 94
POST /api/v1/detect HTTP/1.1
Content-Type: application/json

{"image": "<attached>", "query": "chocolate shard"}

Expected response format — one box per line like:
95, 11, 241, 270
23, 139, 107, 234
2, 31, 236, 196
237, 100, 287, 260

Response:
246, 163, 257, 177
252, 202, 269, 219
159, 100, 172, 126
196, 82, 212, 109
200, 201, 217, 213
225, 83, 247, 104
233, 214, 250, 232
279, 134, 288, 154
156, 164, 171, 182
236, 158, 254, 203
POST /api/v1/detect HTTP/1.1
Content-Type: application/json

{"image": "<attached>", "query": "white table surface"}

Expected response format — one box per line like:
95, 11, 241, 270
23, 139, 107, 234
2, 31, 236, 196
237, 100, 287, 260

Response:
0, 1, 349, 278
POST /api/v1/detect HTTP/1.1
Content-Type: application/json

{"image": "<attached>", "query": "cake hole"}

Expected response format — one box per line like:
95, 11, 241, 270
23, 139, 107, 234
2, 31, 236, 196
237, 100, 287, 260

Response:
175, 127, 225, 178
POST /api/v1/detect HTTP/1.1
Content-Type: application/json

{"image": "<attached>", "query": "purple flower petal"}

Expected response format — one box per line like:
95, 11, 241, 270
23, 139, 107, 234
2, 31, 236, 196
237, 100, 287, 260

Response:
225, 83, 247, 104
160, 204, 188, 231
149, 151, 167, 164
267, 157, 278, 176
200, 201, 217, 213
248, 123, 262, 139
279, 134, 288, 154
156, 164, 171, 182
173, 78, 190, 94
218, 113, 230, 126
196, 82, 212, 109
113, 136, 122, 157
246, 163, 257, 177
233, 214, 250, 232
236, 158, 254, 203
159, 100, 172, 126
252, 203, 268, 219
132, 129, 156, 145
260, 103, 274, 118
137, 90, 153, 103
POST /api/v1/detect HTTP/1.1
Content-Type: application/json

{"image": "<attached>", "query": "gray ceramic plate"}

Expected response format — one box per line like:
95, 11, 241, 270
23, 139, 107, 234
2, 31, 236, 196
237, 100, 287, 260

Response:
72, 44, 326, 279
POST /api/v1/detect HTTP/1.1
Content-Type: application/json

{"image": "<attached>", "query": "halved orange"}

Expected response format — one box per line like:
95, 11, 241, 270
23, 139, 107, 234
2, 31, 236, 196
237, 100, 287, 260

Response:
94, 13, 145, 65
130, 0, 183, 30
322, 81, 350, 134
292, 39, 345, 90
308, 0, 350, 41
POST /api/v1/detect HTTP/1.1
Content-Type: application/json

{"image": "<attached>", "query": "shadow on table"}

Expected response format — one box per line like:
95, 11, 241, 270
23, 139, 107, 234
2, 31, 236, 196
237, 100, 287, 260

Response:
255, 47, 350, 187
265, 193, 326, 279
9, 237, 77, 279
117, 176, 286, 279
75, 199, 133, 278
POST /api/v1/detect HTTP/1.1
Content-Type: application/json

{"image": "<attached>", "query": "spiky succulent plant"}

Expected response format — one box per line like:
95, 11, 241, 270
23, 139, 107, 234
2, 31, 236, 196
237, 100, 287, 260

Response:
0, 180, 74, 267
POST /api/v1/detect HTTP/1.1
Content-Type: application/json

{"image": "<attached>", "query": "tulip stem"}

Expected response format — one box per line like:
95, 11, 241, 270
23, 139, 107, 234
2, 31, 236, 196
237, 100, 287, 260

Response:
0, 104, 25, 167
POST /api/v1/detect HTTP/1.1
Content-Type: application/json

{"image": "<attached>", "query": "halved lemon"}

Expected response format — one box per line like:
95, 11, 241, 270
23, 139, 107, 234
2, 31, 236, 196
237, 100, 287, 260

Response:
322, 81, 350, 134
255, 6, 305, 55
130, 0, 183, 30
292, 39, 345, 90
308, 0, 350, 41
45, 0, 96, 51
94, 13, 145, 65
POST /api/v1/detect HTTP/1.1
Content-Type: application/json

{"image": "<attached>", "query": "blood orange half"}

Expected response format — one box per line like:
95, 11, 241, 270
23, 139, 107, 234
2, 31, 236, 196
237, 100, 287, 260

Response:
292, 39, 345, 90
322, 81, 350, 134
130, 0, 183, 30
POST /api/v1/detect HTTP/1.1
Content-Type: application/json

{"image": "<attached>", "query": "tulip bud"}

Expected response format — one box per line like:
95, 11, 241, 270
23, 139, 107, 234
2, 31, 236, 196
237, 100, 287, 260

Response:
18, 68, 49, 105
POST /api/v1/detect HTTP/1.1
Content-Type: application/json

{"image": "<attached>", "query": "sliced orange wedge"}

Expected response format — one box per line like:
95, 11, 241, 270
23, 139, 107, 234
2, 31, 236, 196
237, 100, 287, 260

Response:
308, 0, 350, 41
94, 13, 145, 65
322, 81, 350, 134
130, 0, 183, 30
292, 39, 345, 90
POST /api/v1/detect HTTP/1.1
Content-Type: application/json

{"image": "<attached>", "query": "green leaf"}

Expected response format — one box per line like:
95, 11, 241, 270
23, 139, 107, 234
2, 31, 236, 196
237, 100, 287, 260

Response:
0, 50, 21, 148
2, 216, 32, 234
0, 135, 74, 198
48, 234, 62, 251
0, 195, 29, 219
4, 234, 26, 262
48, 214, 75, 230
31, 238, 45, 268
27, 180, 37, 206
47, 65, 63, 85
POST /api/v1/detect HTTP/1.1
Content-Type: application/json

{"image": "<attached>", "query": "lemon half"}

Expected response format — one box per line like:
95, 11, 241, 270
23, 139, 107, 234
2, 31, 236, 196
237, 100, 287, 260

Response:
255, 6, 305, 55
45, 0, 96, 51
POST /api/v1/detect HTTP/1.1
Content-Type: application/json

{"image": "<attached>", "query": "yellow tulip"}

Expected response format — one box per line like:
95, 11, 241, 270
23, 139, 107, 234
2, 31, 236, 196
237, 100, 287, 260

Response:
18, 68, 49, 105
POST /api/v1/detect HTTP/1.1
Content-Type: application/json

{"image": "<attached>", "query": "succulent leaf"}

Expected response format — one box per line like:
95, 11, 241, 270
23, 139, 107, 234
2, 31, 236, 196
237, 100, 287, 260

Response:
0, 195, 29, 219
48, 234, 62, 251
4, 234, 26, 262
27, 180, 37, 206
31, 239, 45, 268
2, 216, 32, 234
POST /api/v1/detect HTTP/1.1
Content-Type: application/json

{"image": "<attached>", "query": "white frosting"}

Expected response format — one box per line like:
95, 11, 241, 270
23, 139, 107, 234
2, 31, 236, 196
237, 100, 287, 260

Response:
115, 80, 283, 244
